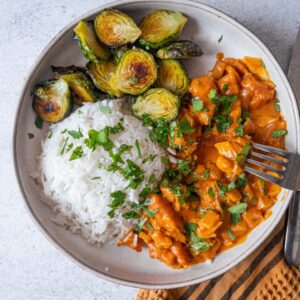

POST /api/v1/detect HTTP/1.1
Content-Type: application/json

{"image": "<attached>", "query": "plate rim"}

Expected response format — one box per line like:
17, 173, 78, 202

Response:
12, 0, 299, 289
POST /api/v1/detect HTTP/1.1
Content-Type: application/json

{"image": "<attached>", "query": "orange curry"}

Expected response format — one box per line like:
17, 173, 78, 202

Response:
119, 53, 287, 269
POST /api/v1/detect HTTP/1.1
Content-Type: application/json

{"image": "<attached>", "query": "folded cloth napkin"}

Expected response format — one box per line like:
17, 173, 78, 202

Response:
136, 217, 300, 300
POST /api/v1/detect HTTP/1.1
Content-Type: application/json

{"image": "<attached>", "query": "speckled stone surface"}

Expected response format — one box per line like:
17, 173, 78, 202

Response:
0, 0, 299, 299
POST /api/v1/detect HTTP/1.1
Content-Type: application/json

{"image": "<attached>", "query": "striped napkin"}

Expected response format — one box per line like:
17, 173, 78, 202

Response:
136, 217, 300, 300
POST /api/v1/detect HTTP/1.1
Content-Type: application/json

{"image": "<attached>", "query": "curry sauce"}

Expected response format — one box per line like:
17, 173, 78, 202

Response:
120, 53, 287, 269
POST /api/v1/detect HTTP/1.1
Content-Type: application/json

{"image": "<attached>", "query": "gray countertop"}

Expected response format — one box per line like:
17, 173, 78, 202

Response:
0, 0, 299, 299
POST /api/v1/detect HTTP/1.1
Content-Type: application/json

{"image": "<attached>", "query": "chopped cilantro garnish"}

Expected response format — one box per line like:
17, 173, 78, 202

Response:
91, 176, 101, 180
235, 173, 248, 188
184, 222, 197, 236
59, 137, 69, 156
202, 169, 210, 180
67, 130, 83, 139
134, 139, 142, 159
227, 228, 236, 240
192, 96, 204, 112
108, 190, 126, 218
34, 116, 43, 129
223, 84, 228, 91
77, 109, 83, 115
133, 217, 147, 233
178, 118, 195, 135
66, 143, 73, 152
190, 235, 210, 252
215, 115, 233, 133
69, 146, 83, 161
146, 223, 155, 231
230, 213, 241, 225
218, 34, 223, 43
107, 144, 132, 172
228, 181, 236, 191
149, 174, 156, 184
142, 154, 157, 163
242, 110, 250, 119
272, 129, 287, 138
234, 125, 244, 136
177, 160, 192, 176
143, 208, 158, 219
261, 60, 266, 68
121, 159, 144, 189
139, 186, 151, 197
209, 89, 237, 105
236, 144, 252, 166
208, 187, 216, 198
122, 211, 140, 219
218, 182, 228, 197
27, 133, 34, 139
48, 131, 53, 139
85, 128, 114, 152
274, 98, 281, 112
228, 203, 248, 215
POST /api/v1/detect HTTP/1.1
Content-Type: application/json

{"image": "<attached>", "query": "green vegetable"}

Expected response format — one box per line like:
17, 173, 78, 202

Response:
146, 223, 155, 231
236, 144, 252, 166
59, 137, 69, 156
87, 61, 123, 97
51, 65, 97, 105
208, 187, 216, 198
122, 211, 140, 219
134, 139, 142, 159
156, 59, 189, 97
178, 118, 195, 135
73, 20, 111, 62
272, 129, 287, 138
33, 79, 71, 123
121, 159, 144, 189
67, 130, 83, 139
139, 10, 188, 49
218, 35, 223, 43
110, 49, 157, 95
108, 190, 127, 218
177, 160, 192, 176
202, 169, 210, 180
132, 88, 179, 121
35, 116, 43, 129
70, 146, 84, 161
228, 203, 248, 215
99, 105, 112, 114
214, 115, 233, 133
94, 9, 141, 47
227, 228, 236, 240
107, 144, 132, 172
190, 234, 210, 252
27, 133, 34, 139
192, 96, 204, 112
184, 222, 197, 236
156, 40, 203, 59
134, 217, 148, 233
274, 98, 281, 112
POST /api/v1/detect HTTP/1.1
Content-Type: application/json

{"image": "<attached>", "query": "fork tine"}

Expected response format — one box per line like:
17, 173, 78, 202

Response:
252, 142, 290, 158
244, 166, 282, 185
251, 151, 288, 167
246, 158, 284, 174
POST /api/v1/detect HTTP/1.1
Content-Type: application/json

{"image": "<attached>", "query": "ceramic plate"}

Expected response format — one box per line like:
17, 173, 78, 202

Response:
13, 0, 299, 289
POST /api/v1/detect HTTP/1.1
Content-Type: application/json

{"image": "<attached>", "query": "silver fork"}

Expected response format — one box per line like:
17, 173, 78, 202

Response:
244, 143, 300, 190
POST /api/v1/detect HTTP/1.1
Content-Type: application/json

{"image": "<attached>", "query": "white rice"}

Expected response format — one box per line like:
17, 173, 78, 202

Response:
38, 99, 165, 245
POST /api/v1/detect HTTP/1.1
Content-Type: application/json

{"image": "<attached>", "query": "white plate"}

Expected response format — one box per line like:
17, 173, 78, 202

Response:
13, 0, 299, 289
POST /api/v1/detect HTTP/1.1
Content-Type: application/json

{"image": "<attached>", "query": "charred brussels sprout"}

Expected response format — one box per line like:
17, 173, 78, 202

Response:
52, 65, 96, 105
33, 79, 71, 123
74, 20, 111, 62
110, 48, 157, 95
139, 10, 187, 49
132, 88, 179, 120
156, 40, 203, 59
87, 61, 123, 97
94, 9, 141, 47
156, 59, 189, 97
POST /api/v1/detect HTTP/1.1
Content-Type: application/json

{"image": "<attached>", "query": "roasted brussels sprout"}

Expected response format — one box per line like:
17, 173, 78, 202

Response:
139, 10, 187, 49
110, 48, 157, 95
156, 59, 189, 97
112, 45, 130, 64
94, 9, 141, 47
52, 65, 96, 104
132, 88, 179, 120
156, 40, 203, 59
33, 79, 71, 123
74, 20, 111, 62
87, 61, 123, 97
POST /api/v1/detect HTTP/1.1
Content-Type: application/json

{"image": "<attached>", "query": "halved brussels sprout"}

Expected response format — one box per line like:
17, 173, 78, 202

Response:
74, 20, 111, 62
139, 10, 187, 49
110, 48, 157, 95
52, 65, 96, 105
156, 40, 203, 59
94, 9, 141, 47
33, 78, 71, 123
86, 61, 123, 97
132, 88, 179, 120
112, 45, 130, 64
156, 59, 189, 97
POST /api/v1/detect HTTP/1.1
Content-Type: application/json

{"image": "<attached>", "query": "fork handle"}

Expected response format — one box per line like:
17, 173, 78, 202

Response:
284, 192, 300, 265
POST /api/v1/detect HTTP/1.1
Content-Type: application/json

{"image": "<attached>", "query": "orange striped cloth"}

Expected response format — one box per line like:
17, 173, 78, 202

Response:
136, 218, 300, 300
